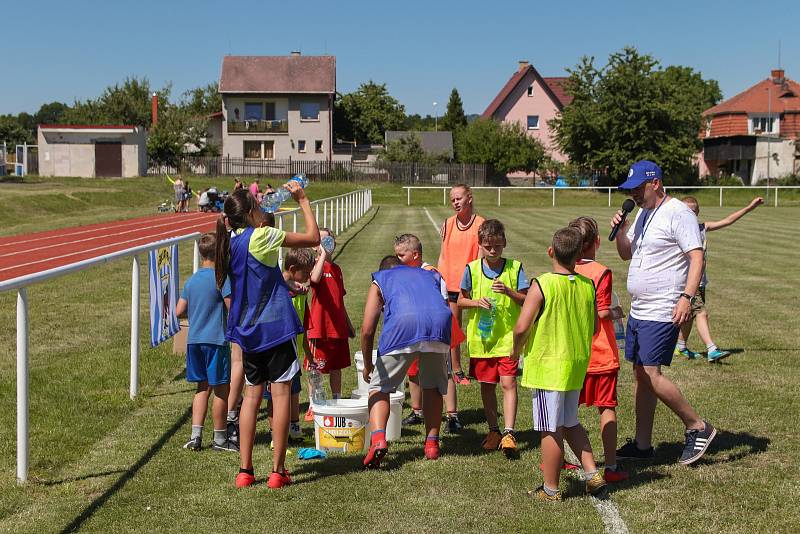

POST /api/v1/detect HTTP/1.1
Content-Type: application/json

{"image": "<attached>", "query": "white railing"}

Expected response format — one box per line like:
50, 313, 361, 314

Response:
0, 188, 373, 483
404, 185, 799, 208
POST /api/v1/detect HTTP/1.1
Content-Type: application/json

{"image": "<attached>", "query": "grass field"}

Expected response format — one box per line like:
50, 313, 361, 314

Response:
0, 178, 799, 532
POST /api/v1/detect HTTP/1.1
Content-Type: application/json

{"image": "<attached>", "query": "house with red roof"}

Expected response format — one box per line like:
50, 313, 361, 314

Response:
699, 69, 800, 184
219, 53, 335, 162
482, 60, 573, 164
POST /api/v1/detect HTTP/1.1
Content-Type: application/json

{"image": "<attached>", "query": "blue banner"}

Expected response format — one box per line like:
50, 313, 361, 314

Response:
148, 245, 180, 347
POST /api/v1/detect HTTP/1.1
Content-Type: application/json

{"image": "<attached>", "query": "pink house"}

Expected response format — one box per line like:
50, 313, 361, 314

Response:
482, 60, 573, 163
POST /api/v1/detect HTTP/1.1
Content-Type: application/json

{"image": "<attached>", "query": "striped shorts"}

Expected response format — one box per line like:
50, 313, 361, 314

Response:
531, 389, 580, 433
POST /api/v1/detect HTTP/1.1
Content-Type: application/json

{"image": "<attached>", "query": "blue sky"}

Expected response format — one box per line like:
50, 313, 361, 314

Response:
3, 1, 798, 116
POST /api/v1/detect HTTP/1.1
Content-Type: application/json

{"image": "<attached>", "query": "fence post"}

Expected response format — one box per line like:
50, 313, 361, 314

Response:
16, 287, 29, 484
335, 197, 340, 234
608, 187, 612, 207
130, 256, 140, 400
497, 187, 501, 207
443, 187, 446, 206
293, 211, 297, 233
775, 188, 779, 208
193, 240, 200, 273
719, 187, 723, 207
278, 216, 284, 266
323, 201, 327, 228
407, 188, 411, 206
552, 187, 556, 208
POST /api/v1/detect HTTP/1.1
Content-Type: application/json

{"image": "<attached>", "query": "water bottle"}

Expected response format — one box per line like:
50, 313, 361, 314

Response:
260, 173, 308, 213
477, 297, 497, 339
321, 235, 335, 255
611, 292, 625, 351
308, 363, 327, 405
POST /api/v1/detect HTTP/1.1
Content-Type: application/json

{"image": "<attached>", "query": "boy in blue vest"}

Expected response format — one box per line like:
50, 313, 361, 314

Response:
360, 255, 452, 467
458, 219, 529, 456
512, 227, 607, 501
176, 232, 238, 452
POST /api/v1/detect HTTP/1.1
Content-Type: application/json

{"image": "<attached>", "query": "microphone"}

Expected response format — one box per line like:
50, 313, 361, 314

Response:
609, 199, 635, 241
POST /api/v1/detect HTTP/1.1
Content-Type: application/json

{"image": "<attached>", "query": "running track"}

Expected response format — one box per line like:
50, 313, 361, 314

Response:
0, 212, 218, 283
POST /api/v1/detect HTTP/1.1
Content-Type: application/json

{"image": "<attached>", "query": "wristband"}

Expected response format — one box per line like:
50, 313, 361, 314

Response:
680, 293, 693, 301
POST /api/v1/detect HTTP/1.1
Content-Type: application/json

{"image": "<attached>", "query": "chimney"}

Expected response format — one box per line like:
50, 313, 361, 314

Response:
771, 69, 785, 83
290, 50, 301, 57
518, 60, 529, 71
151, 93, 158, 126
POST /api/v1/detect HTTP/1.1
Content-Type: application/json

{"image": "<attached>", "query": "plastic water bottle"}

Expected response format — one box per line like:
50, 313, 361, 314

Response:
260, 173, 308, 213
308, 363, 327, 404
477, 297, 497, 339
611, 292, 625, 351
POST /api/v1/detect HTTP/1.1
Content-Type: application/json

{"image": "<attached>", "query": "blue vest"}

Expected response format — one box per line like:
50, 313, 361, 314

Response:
372, 266, 452, 356
226, 227, 302, 352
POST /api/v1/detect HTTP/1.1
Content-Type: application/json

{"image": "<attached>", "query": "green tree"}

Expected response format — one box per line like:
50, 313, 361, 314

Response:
181, 83, 222, 117
550, 47, 721, 183
441, 88, 467, 132
34, 102, 69, 126
334, 81, 406, 144
147, 105, 215, 167
64, 77, 170, 127
402, 113, 436, 131
455, 118, 546, 176
0, 115, 34, 146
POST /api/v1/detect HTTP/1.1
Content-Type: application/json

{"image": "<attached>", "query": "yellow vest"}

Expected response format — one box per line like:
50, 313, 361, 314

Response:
521, 272, 595, 391
465, 258, 522, 358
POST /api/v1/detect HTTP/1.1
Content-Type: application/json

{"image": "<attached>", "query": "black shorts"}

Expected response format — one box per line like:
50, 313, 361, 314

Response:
447, 291, 460, 303
243, 339, 299, 386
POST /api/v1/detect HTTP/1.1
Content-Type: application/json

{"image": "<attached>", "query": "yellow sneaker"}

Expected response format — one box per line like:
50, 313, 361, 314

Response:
500, 432, 517, 457
528, 486, 562, 502
481, 430, 502, 450
585, 471, 608, 498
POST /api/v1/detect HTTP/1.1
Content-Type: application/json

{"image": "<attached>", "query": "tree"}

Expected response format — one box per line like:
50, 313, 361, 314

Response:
64, 76, 170, 127
181, 83, 222, 117
455, 118, 546, 177
441, 88, 467, 132
334, 81, 406, 144
402, 113, 436, 131
550, 46, 722, 183
147, 105, 215, 167
34, 102, 69, 126
0, 115, 34, 146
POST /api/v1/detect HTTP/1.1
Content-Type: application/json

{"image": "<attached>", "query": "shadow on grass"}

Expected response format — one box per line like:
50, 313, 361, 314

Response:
331, 205, 381, 261
59, 406, 191, 534
36, 470, 127, 487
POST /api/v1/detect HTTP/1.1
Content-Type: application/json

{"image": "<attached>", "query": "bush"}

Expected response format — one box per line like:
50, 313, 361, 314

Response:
703, 174, 744, 186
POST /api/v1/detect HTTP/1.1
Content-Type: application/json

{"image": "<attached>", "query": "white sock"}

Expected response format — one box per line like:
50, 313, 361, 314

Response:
706, 343, 717, 353
677, 339, 687, 350
191, 425, 203, 440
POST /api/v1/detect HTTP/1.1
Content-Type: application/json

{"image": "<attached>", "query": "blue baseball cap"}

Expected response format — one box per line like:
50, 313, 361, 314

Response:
619, 160, 662, 190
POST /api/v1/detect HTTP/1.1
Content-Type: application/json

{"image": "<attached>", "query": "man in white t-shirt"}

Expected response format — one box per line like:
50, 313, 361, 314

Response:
610, 160, 717, 466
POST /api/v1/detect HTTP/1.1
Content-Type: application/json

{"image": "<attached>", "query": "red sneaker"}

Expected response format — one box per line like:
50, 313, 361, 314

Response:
539, 461, 581, 471
267, 470, 292, 489
363, 440, 388, 469
235, 471, 256, 488
424, 440, 441, 460
604, 467, 629, 483
304, 407, 314, 422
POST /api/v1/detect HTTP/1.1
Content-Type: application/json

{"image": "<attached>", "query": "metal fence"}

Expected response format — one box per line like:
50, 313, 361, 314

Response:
404, 185, 800, 208
149, 156, 489, 186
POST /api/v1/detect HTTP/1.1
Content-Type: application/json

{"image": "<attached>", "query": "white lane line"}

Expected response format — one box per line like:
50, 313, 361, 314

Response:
0, 212, 213, 249
0, 214, 214, 259
563, 448, 629, 534
423, 207, 440, 232
0, 221, 213, 273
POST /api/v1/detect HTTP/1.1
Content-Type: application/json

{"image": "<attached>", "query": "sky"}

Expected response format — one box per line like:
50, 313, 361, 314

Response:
3, 0, 799, 117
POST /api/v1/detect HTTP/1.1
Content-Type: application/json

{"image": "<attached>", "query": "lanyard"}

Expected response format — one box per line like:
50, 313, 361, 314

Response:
639, 196, 668, 242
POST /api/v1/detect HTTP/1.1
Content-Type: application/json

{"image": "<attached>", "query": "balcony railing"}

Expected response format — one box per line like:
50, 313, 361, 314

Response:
227, 119, 288, 134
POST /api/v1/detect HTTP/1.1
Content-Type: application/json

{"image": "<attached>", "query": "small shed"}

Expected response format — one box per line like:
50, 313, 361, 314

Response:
37, 125, 147, 177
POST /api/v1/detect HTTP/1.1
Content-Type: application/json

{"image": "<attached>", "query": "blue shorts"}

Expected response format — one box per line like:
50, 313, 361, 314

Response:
624, 317, 679, 367
264, 372, 302, 400
186, 343, 231, 385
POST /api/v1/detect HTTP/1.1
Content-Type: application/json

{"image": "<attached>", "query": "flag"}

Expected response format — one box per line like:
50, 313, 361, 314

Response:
148, 245, 180, 347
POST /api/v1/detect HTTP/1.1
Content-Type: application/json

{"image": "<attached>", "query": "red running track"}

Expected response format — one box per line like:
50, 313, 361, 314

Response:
0, 212, 219, 283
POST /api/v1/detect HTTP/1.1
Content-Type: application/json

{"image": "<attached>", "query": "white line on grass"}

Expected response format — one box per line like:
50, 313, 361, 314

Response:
425, 203, 629, 534
564, 448, 629, 534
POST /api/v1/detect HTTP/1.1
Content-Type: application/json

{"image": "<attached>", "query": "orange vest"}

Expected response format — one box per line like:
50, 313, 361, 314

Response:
574, 260, 620, 373
438, 214, 485, 292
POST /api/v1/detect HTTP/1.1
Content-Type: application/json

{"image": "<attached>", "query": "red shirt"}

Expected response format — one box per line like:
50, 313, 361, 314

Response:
307, 261, 349, 339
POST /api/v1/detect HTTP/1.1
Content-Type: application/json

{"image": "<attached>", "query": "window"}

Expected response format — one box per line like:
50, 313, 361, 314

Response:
315, 140, 323, 153
244, 103, 263, 121
527, 85, 534, 97
264, 102, 276, 121
244, 141, 261, 159
300, 102, 320, 120
750, 115, 778, 134
298, 140, 306, 153
244, 141, 274, 159
527, 115, 540, 130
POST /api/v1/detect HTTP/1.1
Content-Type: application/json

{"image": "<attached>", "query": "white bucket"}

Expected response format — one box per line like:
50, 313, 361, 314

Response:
312, 399, 369, 453
351, 389, 404, 442
354, 350, 404, 394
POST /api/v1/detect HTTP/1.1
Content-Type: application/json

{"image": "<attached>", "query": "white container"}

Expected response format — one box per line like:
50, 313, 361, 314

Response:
354, 350, 404, 394
351, 389, 404, 442
312, 398, 369, 453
